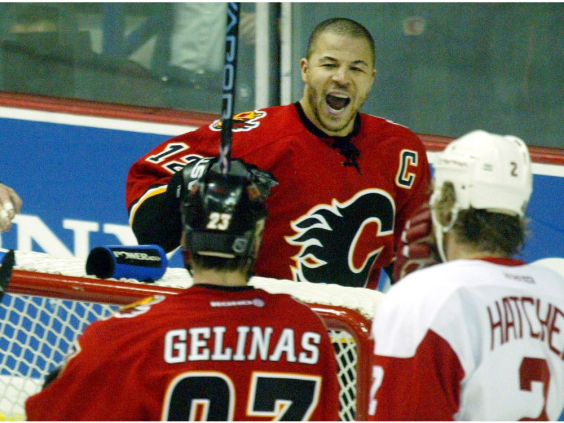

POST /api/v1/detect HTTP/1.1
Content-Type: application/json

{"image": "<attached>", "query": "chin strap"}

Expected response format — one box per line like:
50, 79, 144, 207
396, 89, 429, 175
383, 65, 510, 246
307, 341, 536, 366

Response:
430, 202, 461, 263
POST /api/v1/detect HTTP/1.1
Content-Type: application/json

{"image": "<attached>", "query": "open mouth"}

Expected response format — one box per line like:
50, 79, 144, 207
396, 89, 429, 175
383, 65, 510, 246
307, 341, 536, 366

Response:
326, 94, 351, 112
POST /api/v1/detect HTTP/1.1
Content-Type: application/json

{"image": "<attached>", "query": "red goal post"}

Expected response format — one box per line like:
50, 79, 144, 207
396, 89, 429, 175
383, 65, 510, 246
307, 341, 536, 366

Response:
0, 250, 381, 421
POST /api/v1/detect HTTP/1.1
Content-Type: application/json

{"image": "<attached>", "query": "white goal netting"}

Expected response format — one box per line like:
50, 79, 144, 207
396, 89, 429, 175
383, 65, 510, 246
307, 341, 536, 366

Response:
0, 249, 384, 421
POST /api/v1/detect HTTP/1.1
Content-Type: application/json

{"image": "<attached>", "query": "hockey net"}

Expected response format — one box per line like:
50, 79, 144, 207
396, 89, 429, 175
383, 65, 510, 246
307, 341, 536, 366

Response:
0, 250, 383, 421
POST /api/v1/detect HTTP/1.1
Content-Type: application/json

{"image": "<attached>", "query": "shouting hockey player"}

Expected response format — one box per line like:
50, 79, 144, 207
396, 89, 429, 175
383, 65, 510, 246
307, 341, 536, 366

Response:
126, 17, 430, 289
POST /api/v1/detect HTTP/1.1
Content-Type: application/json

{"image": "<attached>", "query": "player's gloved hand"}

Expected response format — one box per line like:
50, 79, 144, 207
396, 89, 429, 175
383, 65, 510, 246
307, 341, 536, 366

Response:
392, 204, 440, 283
166, 157, 278, 208
0, 183, 23, 233
212, 159, 278, 199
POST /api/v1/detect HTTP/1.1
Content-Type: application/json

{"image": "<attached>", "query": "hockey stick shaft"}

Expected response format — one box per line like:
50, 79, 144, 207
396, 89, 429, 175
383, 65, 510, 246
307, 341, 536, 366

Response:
219, 2, 241, 175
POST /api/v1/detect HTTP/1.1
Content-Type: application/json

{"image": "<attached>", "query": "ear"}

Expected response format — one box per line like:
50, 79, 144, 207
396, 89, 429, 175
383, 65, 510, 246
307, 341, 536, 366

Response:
300, 58, 309, 83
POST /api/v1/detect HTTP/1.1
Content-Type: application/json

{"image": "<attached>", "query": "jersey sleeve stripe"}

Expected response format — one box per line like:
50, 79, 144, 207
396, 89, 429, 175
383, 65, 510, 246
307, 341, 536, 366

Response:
128, 185, 168, 227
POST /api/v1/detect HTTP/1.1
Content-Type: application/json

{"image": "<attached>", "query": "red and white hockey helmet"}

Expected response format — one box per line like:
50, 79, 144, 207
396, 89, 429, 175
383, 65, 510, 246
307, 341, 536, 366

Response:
430, 130, 533, 261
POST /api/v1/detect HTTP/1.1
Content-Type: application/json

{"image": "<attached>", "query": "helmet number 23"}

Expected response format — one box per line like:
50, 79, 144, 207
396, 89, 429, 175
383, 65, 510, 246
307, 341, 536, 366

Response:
207, 212, 232, 231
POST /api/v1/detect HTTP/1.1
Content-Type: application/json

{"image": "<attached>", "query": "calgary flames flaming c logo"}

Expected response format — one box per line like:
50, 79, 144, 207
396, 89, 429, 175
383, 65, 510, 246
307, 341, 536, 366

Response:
286, 190, 396, 288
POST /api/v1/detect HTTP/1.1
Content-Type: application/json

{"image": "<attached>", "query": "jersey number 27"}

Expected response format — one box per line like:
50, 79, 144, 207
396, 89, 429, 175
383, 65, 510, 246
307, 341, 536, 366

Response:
163, 371, 321, 421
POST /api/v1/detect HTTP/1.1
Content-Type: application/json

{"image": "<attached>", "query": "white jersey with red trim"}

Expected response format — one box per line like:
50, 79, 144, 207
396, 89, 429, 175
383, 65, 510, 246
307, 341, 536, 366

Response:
369, 258, 564, 421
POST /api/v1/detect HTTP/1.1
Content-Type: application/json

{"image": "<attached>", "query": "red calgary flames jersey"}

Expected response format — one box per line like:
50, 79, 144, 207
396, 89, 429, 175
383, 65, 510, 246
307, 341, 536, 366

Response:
25, 286, 340, 421
126, 103, 431, 289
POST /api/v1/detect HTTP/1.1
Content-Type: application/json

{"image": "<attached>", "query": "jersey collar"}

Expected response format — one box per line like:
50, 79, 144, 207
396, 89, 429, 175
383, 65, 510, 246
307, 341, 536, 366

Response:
294, 102, 362, 173
476, 257, 526, 267
194, 283, 255, 292
293, 101, 361, 140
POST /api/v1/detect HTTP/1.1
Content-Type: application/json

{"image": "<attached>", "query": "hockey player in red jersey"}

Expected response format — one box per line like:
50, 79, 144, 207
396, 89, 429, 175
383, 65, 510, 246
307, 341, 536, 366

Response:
369, 130, 564, 420
126, 18, 431, 289
26, 159, 340, 421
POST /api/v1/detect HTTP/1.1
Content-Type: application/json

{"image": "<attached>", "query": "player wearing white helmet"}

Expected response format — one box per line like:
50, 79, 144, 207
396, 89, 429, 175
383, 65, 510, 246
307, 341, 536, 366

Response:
369, 131, 564, 421
430, 130, 533, 263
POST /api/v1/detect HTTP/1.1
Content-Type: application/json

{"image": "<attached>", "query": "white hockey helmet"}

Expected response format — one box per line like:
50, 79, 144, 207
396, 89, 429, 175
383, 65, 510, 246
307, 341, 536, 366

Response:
430, 130, 533, 261
431, 130, 532, 217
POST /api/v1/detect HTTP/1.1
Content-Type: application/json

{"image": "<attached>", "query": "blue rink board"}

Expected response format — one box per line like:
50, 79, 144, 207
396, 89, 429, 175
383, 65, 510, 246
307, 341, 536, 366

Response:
0, 295, 118, 377
0, 116, 563, 389
0, 116, 562, 266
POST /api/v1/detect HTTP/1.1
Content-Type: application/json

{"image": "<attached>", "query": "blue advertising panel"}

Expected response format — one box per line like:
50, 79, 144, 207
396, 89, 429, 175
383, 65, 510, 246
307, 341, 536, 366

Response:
0, 107, 563, 418
0, 110, 190, 267
1, 109, 563, 271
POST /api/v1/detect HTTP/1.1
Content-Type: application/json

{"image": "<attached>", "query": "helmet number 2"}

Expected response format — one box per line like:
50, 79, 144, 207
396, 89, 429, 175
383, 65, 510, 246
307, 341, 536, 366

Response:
207, 212, 232, 231
511, 161, 518, 177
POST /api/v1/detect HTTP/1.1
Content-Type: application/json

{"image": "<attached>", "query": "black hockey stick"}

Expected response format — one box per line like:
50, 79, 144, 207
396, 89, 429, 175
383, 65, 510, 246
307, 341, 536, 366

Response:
0, 249, 15, 304
219, 2, 241, 175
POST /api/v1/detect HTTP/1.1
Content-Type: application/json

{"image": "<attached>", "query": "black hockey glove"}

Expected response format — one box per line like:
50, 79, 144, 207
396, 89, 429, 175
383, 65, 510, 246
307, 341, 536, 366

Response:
0, 250, 15, 304
166, 157, 278, 209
